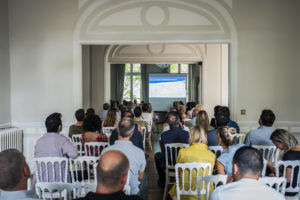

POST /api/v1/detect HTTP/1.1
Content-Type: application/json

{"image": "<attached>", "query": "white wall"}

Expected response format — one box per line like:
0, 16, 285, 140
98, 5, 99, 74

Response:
0, 0, 11, 127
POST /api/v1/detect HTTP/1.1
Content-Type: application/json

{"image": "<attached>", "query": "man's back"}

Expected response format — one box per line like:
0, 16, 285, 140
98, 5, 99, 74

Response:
161, 127, 189, 146
110, 129, 144, 150
210, 178, 284, 200
101, 140, 146, 195
0, 190, 39, 200
75, 191, 143, 200
207, 129, 219, 146
244, 126, 274, 146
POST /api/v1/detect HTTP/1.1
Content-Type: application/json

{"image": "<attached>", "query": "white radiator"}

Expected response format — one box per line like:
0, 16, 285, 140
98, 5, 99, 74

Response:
0, 128, 23, 152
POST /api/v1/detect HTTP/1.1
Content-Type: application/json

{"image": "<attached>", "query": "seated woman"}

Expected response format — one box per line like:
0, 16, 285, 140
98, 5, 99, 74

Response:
81, 114, 108, 143
216, 126, 244, 174
270, 129, 300, 197
195, 110, 210, 133
134, 106, 148, 133
168, 126, 216, 200
102, 108, 118, 128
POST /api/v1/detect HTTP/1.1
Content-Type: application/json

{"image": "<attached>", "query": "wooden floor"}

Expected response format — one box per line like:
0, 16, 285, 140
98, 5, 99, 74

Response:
145, 131, 164, 200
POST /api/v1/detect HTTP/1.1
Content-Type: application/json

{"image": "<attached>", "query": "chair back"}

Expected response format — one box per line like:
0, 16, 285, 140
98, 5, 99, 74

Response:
259, 177, 286, 195
34, 157, 69, 183
70, 156, 99, 195
102, 126, 115, 139
141, 126, 147, 149
72, 141, 85, 156
197, 175, 228, 200
123, 172, 131, 195
175, 162, 212, 200
72, 134, 82, 142
276, 160, 300, 194
252, 145, 279, 163
165, 143, 189, 170
84, 142, 109, 157
208, 146, 223, 158
35, 182, 82, 200
261, 159, 268, 177
236, 133, 247, 143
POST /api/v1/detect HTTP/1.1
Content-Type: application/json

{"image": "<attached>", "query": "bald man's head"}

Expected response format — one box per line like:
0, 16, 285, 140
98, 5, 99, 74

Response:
97, 150, 129, 189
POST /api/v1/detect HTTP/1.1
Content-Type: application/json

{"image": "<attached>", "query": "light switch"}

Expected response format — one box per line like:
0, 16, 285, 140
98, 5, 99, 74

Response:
241, 109, 246, 115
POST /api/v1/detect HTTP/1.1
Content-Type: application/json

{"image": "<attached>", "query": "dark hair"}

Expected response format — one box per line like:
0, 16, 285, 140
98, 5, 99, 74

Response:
86, 108, 95, 116
134, 107, 142, 118
97, 150, 129, 188
75, 109, 85, 122
83, 114, 101, 132
260, 109, 275, 126
167, 111, 180, 128
103, 103, 110, 110
118, 117, 135, 138
214, 105, 221, 117
45, 112, 62, 133
233, 146, 263, 176
142, 103, 149, 112
121, 110, 134, 119
215, 107, 229, 127
0, 149, 26, 190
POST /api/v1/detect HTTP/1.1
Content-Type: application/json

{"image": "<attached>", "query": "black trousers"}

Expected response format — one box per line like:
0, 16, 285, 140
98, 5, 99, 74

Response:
154, 152, 166, 182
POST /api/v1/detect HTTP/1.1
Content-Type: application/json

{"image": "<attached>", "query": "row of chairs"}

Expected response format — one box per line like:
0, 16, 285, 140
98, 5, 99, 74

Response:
174, 162, 288, 200
33, 156, 131, 199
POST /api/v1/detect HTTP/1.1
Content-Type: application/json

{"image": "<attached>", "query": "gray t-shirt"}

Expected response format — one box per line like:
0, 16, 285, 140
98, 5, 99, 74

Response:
101, 140, 146, 195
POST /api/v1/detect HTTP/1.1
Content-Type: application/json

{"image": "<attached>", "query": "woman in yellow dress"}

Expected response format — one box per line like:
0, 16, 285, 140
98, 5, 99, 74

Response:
168, 126, 216, 200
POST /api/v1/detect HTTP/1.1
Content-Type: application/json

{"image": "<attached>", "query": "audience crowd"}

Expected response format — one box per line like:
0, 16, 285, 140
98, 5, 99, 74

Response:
0, 99, 298, 200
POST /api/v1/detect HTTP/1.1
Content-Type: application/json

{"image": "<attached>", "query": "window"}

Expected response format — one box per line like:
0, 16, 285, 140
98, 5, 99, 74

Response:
170, 64, 189, 73
123, 64, 141, 102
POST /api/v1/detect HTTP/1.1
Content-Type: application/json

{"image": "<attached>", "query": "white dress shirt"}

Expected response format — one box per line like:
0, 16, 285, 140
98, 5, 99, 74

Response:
210, 178, 285, 200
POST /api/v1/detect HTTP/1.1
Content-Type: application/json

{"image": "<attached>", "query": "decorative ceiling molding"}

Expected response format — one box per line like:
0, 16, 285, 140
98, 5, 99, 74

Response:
223, 0, 233, 9
108, 44, 205, 63
78, 0, 89, 10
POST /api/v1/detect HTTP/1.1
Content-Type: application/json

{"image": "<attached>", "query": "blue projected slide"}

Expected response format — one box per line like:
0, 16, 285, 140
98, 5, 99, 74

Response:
149, 76, 186, 98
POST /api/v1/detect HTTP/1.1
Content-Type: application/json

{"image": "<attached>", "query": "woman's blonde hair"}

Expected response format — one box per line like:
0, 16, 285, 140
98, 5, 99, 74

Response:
177, 105, 186, 115
217, 126, 237, 147
103, 109, 117, 127
270, 129, 298, 154
195, 104, 205, 111
189, 126, 207, 145
195, 110, 210, 132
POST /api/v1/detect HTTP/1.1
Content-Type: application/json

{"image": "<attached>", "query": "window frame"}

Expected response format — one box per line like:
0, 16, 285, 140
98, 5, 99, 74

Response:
124, 64, 141, 102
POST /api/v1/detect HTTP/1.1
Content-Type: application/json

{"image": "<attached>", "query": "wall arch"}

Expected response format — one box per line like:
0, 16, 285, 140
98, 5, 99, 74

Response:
73, 0, 238, 118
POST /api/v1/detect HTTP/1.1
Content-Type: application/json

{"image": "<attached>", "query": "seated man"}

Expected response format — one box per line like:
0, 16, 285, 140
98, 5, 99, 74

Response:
207, 107, 229, 146
35, 112, 78, 158
0, 149, 39, 200
76, 150, 142, 200
102, 117, 146, 195
244, 109, 275, 146
68, 108, 85, 138
98, 103, 109, 121
155, 111, 189, 187
210, 146, 284, 200
110, 110, 144, 150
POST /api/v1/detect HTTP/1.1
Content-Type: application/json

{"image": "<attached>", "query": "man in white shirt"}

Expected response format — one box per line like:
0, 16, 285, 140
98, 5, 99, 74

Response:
0, 149, 39, 200
210, 146, 284, 200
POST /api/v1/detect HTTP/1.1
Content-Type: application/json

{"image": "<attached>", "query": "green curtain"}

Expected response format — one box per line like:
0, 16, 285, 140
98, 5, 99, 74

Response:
110, 64, 125, 103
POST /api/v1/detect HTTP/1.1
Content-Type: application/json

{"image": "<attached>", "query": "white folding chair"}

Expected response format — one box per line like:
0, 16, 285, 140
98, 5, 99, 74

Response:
70, 156, 99, 196
175, 162, 212, 200
197, 174, 228, 200
35, 182, 82, 200
236, 133, 247, 144
252, 145, 279, 164
33, 157, 69, 199
141, 126, 146, 150
259, 177, 286, 195
123, 172, 131, 195
163, 143, 189, 200
275, 160, 300, 196
72, 134, 82, 143
102, 126, 115, 140
208, 146, 223, 158
84, 142, 109, 157
261, 159, 268, 177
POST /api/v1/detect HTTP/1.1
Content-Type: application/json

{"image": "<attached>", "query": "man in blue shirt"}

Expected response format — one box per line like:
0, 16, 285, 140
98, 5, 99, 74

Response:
154, 111, 189, 187
244, 109, 276, 146
0, 149, 39, 200
207, 107, 230, 146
